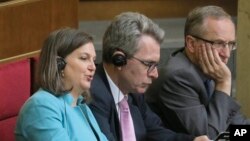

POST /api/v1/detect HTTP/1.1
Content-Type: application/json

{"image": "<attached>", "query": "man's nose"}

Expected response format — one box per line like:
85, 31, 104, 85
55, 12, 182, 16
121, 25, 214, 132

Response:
148, 67, 158, 79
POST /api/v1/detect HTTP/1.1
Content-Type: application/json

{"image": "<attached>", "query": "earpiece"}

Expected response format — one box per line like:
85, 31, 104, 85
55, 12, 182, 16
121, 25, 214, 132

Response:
112, 50, 127, 66
57, 57, 67, 71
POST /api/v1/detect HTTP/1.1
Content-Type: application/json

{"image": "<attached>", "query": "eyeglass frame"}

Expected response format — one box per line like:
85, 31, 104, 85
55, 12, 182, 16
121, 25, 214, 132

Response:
131, 56, 158, 74
190, 35, 237, 50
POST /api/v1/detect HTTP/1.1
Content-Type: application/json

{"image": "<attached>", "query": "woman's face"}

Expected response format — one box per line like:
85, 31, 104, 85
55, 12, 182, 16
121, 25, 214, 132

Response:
63, 42, 96, 95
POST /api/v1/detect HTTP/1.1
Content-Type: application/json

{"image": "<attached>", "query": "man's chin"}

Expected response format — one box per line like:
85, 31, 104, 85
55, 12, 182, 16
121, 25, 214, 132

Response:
136, 87, 148, 94
223, 60, 228, 64
220, 58, 228, 64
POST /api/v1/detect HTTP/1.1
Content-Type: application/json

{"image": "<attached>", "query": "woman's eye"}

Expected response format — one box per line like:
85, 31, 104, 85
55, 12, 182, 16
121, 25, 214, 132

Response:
80, 57, 87, 60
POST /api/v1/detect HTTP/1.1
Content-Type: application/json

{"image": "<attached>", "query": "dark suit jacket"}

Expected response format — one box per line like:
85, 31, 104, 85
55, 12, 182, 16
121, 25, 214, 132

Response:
145, 48, 250, 139
89, 64, 195, 141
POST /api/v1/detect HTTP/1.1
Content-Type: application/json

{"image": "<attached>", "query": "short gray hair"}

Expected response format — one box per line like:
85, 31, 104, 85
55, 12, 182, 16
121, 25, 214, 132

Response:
184, 5, 233, 37
102, 12, 165, 63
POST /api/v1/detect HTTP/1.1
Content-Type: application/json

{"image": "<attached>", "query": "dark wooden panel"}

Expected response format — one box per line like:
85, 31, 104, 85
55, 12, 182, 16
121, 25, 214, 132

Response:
78, 0, 237, 20
51, 0, 78, 30
0, 0, 78, 60
0, 0, 50, 60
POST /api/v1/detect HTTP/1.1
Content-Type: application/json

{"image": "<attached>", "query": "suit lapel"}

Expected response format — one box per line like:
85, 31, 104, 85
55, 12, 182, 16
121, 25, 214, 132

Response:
128, 94, 147, 140
178, 51, 212, 105
96, 64, 122, 140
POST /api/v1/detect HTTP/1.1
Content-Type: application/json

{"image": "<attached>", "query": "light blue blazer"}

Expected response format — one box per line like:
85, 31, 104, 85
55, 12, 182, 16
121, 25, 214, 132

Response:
15, 89, 108, 141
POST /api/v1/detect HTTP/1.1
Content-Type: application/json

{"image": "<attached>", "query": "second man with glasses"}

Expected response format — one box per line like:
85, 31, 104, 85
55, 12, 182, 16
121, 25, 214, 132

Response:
145, 5, 250, 140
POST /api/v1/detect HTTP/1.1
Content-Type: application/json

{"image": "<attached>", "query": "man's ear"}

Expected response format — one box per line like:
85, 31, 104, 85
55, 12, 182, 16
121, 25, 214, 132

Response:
185, 35, 196, 53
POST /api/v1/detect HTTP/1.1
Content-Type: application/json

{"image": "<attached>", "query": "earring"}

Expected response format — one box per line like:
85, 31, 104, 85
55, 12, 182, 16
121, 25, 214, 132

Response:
61, 70, 65, 77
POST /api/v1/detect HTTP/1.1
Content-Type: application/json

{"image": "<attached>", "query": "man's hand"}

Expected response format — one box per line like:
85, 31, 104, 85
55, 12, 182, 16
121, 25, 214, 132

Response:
193, 135, 210, 141
198, 44, 231, 95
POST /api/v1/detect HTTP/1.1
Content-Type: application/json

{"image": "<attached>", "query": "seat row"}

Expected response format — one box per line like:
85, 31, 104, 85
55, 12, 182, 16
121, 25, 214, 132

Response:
0, 56, 39, 141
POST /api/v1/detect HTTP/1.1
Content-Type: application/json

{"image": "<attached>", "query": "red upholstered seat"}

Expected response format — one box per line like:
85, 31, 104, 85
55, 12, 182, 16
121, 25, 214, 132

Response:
0, 59, 30, 141
0, 117, 17, 141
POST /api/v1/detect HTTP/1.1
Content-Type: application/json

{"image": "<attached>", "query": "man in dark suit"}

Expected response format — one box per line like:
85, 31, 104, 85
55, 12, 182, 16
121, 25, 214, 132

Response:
145, 5, 250, 140
89, 12, 209, 141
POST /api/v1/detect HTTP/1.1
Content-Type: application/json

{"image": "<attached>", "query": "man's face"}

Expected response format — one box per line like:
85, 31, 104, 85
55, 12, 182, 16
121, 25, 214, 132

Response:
119, 35, 160, 94
194, 17, 236, 64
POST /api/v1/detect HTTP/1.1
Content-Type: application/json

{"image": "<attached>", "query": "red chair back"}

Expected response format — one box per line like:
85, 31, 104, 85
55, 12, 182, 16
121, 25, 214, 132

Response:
0, 59, 31, 141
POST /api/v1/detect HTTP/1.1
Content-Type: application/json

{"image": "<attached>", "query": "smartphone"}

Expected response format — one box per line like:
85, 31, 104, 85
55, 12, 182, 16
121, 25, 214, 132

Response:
214, 132, 230, 141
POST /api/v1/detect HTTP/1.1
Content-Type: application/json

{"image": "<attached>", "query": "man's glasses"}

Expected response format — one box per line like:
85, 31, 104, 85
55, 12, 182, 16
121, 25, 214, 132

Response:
131, 56, 158, 74
191, 35, 237, 51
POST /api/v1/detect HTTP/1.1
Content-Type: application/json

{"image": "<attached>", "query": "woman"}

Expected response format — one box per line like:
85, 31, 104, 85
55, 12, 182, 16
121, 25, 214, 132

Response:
15, 28, 108, 141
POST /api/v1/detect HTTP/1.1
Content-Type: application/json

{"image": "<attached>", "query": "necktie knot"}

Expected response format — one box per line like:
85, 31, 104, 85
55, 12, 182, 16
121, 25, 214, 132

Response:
119, 96, 129, 110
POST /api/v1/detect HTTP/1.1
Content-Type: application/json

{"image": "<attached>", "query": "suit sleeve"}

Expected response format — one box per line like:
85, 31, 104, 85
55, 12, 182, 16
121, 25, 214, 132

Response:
158, 69, 250, 139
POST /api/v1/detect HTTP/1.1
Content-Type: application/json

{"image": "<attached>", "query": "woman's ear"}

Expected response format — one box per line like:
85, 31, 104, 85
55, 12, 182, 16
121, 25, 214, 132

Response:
185, 35, 196, 53
116, 66, 122, 71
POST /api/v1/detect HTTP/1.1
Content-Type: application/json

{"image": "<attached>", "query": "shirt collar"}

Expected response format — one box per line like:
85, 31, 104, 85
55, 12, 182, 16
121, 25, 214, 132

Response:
104, 68, 124, 105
